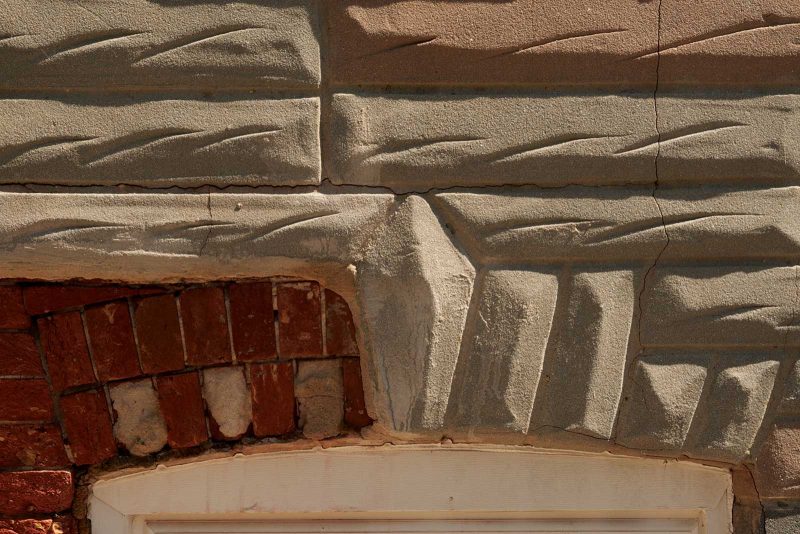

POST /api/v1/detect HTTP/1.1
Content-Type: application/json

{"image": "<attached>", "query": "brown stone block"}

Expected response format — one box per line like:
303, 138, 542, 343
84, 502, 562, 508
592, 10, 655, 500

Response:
59, 389, 116, 465
250, 362, 295, 437
85, 301, 141, 382
179, 287, 231, 366
276, 282, 322, 358
342, 358, 372, 429
229, 282, 276, 361
324, 290, 358, 357
0, 379, 53, 421
37, 312, 95, 391
156, 372, 207, 449
0, 333, 43, 376
0, 470, 73, 515
0, 286, 30, 329
0, 424, 68, 468
132, 294, 184, 374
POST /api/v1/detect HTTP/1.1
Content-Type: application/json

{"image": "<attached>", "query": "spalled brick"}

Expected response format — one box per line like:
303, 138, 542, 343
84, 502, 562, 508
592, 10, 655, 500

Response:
250, 362, 295, 437
59, 389, 116, 465
23, 285, 162, 315
229, 282, 276, 361
37, 312, 94, 391
85, 301, 141, 382
0, 471, 73, 515
0, 333, 43, 376
325, 290, 358, 356
0, 286, 30, 329
132, 294, 184, 374
0, 379, 52, 421
0, 516, 76, 534
156, 372, 207, 449
179, 287, 231, 366
0, 425, 68, 468
277, 282, 323, 358
342, 358, 372, 429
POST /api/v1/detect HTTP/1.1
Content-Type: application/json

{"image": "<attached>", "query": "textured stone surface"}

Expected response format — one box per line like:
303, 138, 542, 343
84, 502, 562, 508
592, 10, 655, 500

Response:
783, 361, 800, 413
296, 359, 344, 439
328, 0, 800, 87
766, 508, 800, 534
755, 422, 800, 499
0, 98, 320, 187
0, 0, 320, 89
201, 367, 251, 440
109, 379, 168, 456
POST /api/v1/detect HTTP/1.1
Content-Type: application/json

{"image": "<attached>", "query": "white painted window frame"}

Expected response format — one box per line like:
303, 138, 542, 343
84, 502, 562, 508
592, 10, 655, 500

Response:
89, 445, 732, 534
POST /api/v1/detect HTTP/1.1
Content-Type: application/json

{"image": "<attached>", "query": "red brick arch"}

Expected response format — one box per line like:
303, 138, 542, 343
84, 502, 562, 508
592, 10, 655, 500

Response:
0, 280, 371, 533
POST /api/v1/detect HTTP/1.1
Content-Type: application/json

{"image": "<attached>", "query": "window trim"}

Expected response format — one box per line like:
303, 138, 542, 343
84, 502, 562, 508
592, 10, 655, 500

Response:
89, 445, 731, 534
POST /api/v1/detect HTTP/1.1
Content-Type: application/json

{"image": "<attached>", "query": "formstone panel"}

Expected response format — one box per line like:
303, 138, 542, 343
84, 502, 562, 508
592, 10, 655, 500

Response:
0, 0, 320, 90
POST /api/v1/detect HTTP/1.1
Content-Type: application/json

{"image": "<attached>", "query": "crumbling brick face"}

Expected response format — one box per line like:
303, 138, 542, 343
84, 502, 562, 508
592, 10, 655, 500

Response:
0, 279, 370, 527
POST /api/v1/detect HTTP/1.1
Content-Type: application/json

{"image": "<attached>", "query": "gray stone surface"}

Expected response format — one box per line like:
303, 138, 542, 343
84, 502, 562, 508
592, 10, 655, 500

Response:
329, 94, 800, 191
296, 359, 344, 439
202, 367, 252, 440
0, 0, 320, 89
0, 98, 320, 187
766, 508, 800, 534
109, 379, 168, 456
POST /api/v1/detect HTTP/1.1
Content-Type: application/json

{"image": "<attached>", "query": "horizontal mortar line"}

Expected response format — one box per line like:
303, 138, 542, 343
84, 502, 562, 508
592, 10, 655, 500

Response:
641, 343, 798, 350
0, 86, 322, 98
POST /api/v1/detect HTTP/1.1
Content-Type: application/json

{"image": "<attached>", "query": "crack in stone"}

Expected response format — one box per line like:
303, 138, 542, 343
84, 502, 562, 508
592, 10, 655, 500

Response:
198, 187, 212, 256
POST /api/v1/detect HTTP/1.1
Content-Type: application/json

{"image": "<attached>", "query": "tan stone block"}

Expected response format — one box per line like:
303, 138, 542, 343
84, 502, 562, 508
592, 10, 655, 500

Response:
755, 421, 800, 499
0, 0, 320, 89
0, 97, 320, 187
296, 359, 343, 440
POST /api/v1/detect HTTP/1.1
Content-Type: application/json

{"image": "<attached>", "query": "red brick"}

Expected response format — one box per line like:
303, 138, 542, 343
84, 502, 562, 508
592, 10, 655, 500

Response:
0, 425, 68, 468
37, 313, 94, 392
250, 362, 295, 437
342, 358, 372, 429
0, 471, 73, 515
23, 285, 164, 315
132, 295, 184, 374
156, 373, 207, 449
0, 286, 30, 329
180, 287, 231, 366
325, 290, 358, 356
229, 282, 276, 361
277, 282, 322, 358
0, 379, 52, 421
85, 302, 140, 382
59, 389, 116, 465
0, 334, 43, 376
0, 516, 76, 534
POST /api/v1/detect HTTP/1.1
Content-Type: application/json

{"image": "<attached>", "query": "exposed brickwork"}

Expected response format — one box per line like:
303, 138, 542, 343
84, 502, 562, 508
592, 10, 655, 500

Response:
0, 279, 369, 528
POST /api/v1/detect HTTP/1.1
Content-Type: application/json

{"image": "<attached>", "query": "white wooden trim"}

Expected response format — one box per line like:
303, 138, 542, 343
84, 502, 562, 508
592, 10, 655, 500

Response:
89, 446, 731, 534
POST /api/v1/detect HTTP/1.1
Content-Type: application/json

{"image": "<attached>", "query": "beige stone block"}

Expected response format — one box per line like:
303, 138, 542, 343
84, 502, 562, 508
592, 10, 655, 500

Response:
0, 0, 320, 89
529, 269, 636, 439
296, 359, 343, 440
109, 379, 168, 456
782, 361, 800, 413
445, 269, 559, 434
755, 421, 800, 499
0, 97, 320, 187
202, 367, 252, 440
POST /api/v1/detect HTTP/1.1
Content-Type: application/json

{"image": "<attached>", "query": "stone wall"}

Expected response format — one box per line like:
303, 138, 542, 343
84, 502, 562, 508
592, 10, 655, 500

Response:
1, 1, 799, 532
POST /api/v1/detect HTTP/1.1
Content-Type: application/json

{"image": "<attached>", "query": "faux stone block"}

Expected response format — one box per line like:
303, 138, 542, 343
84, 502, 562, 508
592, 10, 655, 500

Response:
202, 367, 252, 440
110, 379, 168, 456
0, 0, 320, 89
0, 98, 320, 187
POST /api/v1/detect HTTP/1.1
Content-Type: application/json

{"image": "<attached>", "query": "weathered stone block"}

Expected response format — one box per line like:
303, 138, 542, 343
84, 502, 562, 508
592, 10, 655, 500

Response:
0, 98, 320, 187
0, 0, 320, 89
755, 422, 800, 499
201, 367, 251, 440
766, 507, 800, 534
295, 359, 343, 439
109, 379, 168, 456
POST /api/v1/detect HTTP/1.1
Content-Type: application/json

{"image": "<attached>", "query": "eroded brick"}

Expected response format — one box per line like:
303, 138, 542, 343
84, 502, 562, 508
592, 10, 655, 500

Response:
85, 301, 140, 382
0, 286, 29, 329
0, 424, 68, 468
59, 389, 116, 465
0, 471, 73, 515
23, 285, 162, 315
277, 282, 322, 358
325, 290, 358, 356
251, 362, 295, 437
342, 358, 372, 429
37, 313, 94, 391
132, 294, 184, 374
0, 333, 43, 376
156, 372, 207, 449
229, 282, 276, 361
180, 287, 230, 366
0, 379, 52, 421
